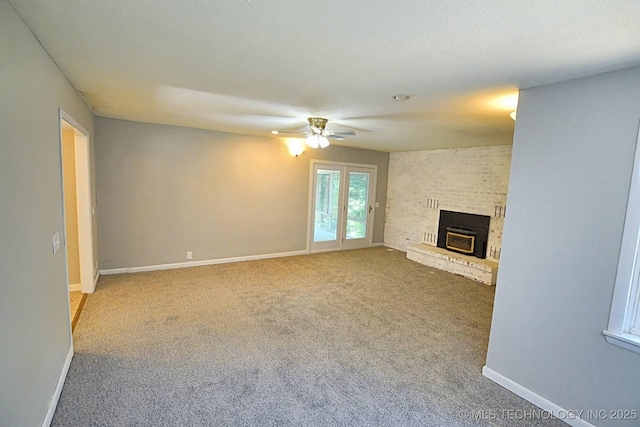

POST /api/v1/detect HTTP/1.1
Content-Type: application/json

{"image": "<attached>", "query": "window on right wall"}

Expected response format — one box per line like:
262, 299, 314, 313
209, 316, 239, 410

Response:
604, 123, 640, 354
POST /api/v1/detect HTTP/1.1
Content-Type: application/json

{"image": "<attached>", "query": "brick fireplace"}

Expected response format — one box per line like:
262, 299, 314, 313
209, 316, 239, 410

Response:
384, 145, 511, 264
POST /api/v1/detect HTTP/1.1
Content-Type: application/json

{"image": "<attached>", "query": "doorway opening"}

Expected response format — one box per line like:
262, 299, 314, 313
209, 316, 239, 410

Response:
59, 111, 95, 331
308, 161, 377, 253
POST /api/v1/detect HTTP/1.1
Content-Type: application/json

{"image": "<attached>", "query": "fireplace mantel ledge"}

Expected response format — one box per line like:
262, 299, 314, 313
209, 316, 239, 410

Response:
406, 243, 498, 286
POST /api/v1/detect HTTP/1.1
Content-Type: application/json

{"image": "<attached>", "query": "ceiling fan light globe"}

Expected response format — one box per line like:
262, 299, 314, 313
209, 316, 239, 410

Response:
319, 136, 330, 148
306, 134, 320, 148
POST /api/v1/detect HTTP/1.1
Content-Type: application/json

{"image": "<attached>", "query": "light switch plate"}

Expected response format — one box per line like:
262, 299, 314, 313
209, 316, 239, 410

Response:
52, 232, 60, 254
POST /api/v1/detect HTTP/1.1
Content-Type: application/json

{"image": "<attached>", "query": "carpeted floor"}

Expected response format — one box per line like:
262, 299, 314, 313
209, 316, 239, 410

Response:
52, 247, 564, 426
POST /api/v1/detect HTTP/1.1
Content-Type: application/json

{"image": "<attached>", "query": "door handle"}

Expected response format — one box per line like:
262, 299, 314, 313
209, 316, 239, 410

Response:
369, 205, 373, 213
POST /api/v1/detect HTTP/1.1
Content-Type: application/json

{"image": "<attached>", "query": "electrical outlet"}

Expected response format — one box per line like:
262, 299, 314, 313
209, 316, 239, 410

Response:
186, 251, 192, 260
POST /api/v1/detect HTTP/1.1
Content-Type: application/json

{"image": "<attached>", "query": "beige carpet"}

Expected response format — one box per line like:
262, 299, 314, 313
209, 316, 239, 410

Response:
52, 247, 564, 426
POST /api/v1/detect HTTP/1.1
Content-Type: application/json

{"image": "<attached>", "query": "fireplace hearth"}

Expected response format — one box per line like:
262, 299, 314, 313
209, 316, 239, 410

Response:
437, 210, 490, 259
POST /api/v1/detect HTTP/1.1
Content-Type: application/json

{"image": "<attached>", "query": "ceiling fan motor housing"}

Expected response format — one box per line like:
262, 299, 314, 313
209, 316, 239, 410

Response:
308, 117, 328, 131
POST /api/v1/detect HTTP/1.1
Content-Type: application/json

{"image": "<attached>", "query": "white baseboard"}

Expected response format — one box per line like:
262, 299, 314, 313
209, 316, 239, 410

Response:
100, 250, 308, 275
482, 366, 595, 427
67, 283, 81, 292
100, 267, 128, 275
42, 346, 73, 427
371, 242, 385, 247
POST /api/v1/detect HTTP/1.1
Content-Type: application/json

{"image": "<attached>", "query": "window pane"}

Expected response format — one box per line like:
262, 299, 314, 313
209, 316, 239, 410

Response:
346, 172, 368, 240
314, 169, 340, 242
316, 174, 329, 213
630, 264, 640, 336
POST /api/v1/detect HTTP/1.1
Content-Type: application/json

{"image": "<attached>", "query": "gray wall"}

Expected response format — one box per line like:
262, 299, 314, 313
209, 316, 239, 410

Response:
0, 1, 96, 425
95, 118, 389, 270
486, 66, 640, 425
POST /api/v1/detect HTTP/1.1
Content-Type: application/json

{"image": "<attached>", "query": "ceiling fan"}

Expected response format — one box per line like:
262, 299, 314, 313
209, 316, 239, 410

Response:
272, 117, 356, 148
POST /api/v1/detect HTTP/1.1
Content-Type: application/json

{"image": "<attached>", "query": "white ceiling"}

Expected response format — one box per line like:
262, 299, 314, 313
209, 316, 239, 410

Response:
9, 0, 640, 152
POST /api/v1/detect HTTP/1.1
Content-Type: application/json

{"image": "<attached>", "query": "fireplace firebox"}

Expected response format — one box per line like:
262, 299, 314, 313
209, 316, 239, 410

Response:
437, 210, 490, 259
445, 227, 476, 254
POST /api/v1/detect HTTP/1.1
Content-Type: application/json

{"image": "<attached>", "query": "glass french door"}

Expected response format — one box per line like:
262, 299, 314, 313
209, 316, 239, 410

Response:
310, 163, 375, 252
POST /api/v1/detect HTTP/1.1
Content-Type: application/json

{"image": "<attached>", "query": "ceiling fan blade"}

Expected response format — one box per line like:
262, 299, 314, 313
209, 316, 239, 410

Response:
329, 130, 356, 136
327, 135, 345, 140
272, 130, 309, 135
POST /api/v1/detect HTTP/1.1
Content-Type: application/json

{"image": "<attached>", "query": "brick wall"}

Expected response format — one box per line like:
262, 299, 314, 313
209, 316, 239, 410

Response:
384, 145, 512, 261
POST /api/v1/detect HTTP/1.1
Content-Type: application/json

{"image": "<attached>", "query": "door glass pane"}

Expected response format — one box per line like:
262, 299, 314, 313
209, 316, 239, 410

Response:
346, 172, 369, 240
314, 169, 340, 242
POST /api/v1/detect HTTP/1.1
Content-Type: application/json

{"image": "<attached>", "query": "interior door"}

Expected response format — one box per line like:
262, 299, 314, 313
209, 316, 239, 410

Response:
309, 162, 375, 253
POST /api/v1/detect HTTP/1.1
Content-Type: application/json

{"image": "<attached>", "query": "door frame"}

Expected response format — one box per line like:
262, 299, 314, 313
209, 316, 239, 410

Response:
59, 110, 96, 295
306, 160, 378, 253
